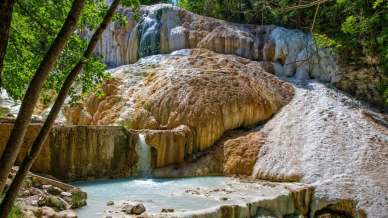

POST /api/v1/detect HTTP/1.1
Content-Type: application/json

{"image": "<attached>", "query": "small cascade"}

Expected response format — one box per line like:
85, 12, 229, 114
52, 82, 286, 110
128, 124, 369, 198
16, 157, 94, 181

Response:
0, 89, 20, 117
135, 134, 152, 177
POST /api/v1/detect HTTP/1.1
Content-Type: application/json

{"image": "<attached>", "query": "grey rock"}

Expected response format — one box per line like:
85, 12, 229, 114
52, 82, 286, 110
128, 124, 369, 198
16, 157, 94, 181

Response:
131, 203, 146, 215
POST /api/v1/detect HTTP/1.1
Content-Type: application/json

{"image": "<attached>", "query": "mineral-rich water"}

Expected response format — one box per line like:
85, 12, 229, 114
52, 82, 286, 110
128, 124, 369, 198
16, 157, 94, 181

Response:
135, 134, 152, 177
74, 177, 230, 217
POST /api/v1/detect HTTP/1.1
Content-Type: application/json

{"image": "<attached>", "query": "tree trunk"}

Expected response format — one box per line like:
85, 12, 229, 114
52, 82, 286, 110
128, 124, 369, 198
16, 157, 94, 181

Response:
0, 0, 16, 88
0, 0, 121, 216
0, 0, 86, 195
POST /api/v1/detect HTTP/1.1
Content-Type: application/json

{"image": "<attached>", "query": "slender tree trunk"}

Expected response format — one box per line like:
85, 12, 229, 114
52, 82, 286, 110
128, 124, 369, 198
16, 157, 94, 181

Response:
0, 0, 86, 194
0, 0, 121, 216
0, 0, 16, 88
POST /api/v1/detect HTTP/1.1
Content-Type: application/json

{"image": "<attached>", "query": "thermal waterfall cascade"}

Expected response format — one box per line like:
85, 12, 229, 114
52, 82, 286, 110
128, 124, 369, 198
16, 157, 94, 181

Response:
135, 134, 152, 177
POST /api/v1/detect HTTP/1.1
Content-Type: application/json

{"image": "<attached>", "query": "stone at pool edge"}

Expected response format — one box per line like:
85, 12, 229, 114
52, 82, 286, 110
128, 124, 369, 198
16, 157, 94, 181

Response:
121, 203, 146, 215
131, 203, 146, 215
161, 208, 175, 213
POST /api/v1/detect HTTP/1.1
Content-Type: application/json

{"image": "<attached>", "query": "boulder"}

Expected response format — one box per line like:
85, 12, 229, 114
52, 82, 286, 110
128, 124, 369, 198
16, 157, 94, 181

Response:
47, 186, 63, 196
131, 203, 146, 215
56, 210, 77, 218
70, 188, 87, 209
120, 202, 146, 215
161, 208, 175, 213
39, 195, 68, 211
121, 204, 133, 214
36, 206, 57, 217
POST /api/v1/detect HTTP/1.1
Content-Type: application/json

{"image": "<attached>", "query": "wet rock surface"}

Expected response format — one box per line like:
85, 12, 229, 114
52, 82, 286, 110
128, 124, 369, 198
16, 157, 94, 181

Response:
252, 80, 388, 217
65, 49, 293, 168
94, 4, 338, 85
152, 80, 387, 217
93, 3, 385, 107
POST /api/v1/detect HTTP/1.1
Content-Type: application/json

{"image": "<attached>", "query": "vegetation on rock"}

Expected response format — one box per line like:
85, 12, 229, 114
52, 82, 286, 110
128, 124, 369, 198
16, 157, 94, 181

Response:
8, 205, 22, 218
178, 0, 388, 105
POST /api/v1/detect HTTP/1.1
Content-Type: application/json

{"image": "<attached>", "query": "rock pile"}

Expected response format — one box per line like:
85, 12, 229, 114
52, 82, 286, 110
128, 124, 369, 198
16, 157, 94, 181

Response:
5, 167, 87, 218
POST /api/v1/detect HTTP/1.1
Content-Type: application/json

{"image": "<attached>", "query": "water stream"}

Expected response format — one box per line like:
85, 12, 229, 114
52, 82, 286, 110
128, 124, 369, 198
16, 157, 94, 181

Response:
135, 134, 152, 177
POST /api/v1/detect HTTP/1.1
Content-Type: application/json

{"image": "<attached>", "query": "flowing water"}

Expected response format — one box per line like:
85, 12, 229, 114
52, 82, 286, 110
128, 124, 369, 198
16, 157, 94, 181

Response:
74, 177, 231, 217
73, 134, 231, 217
0, 89, 20, 116
135, 134, 152, 176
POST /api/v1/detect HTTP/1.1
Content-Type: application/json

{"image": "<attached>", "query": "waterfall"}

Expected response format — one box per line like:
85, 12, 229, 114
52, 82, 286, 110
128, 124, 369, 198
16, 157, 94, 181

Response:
135, 134, 152, 177
0, 89, 20, 116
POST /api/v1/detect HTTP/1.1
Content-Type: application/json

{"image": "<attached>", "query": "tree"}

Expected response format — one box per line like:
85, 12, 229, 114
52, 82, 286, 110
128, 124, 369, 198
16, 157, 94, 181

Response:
0, 0, 16, 88
0, 0, 124, 216
3, 0, 111, 103
0, 0, 86, 195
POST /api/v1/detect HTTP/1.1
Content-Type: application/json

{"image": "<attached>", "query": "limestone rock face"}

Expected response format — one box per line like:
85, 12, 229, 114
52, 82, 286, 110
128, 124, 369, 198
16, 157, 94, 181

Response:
153, 130, 266, 177
143, 125, 192, 168
82, 6, 137, 67
65, 49, 293, 167
0, 124, 138, 181
94, 4, 339, 83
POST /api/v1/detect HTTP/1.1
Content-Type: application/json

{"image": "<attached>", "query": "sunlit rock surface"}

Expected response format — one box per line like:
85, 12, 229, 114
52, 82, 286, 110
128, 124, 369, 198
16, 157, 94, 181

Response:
153, 130, 266, 177
0, 124, 138, 181
152, 79, 388, 217
252, 80, 388, 217
65, 49, 293, 167
143, 125, 192, 168
93, 4, 338, 83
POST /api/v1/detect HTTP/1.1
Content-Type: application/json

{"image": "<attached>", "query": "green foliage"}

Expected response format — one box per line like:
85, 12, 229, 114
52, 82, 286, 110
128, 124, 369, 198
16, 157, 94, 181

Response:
313, 33, 341, 51
178, 0, 388, 105
3, 0, 109, 103
3, 0, 141, 104
0, 107, 9, 118
8, 205, 22, 218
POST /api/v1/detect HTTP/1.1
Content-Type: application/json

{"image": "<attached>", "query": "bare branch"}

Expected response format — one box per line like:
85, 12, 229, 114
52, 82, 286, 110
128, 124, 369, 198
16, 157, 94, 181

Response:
284, 0, 331, 12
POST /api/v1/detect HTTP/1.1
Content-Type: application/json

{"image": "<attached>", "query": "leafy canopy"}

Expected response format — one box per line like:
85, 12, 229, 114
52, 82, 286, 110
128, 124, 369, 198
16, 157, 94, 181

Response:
3, 0, 144, 105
